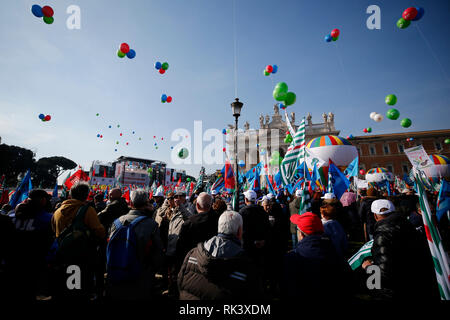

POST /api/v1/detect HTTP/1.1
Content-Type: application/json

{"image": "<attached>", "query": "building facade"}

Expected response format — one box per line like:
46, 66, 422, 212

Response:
349, 129, 450, 176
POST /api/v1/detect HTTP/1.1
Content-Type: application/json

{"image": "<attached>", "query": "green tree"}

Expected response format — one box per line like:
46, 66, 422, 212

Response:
33, 157, 77, 189
0, 144, 35, 187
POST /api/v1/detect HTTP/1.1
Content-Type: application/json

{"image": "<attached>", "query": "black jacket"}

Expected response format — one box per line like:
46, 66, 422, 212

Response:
239, 204, 271, 255
98, 198, 130, 233
176, 209, 220, 266
177, 234, 261, 300
371, 212, 439, 300
282, 234, 352, 300
358, 197, 377, 237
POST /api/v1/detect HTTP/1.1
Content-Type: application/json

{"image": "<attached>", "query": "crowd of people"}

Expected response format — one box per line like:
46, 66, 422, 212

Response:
0, 181, 448, 302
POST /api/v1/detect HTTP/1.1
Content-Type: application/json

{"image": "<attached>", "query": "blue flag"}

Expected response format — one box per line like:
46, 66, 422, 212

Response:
52, 183, 58, 198
343, 157, 359, 179
245, 163, 262, 191
274, 171, 282, 189
9, 170, 32, 209
328, 162, 350, 199
296, 162, 311, 181
265, 175, 276, 195
437, 180, 450, 222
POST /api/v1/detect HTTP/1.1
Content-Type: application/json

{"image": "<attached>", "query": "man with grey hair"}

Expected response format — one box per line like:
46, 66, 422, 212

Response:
176, 192, 220, 271
106, 189, 164, 300
178, 211, 261, 299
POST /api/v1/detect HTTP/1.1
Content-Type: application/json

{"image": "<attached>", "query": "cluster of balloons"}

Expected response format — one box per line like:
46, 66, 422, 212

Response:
370, 112, 383, 122
278, 103, 286, 110
384, 94, 412, 128
284, 131, 293, 144
178, 148, 189, 159
31, 4, 54, 24
346, 134, 354, 139
161, 94, 173, 103
155, 61, 169, 74
96, 134, 103, 138
397, 7, 424, 29
38, 114, 51, 122
324, 29, 340, 42
222, 129, 227, 135
363, 127, 372, 133
117, 43, 136, 59
263, 64, 278, 76
273, 82, 296, 107
406, 137, 414, 142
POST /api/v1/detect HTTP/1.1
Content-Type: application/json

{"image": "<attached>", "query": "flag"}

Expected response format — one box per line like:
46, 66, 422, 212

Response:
103, 168, 107, 178
9, 170, 32, 209
175, 177, 182, 188
298, 185, 311, 215
343, 157, 359, 179
281, 118, 306, 186
437, 180, 450, 222
211, 175, 225, 193
122, 187, 130, 204
231, 186, 245, 211
193, 167, 205, 193
311, 163, 323, 191
348, 240, 374, 270
328, 160, 350, 199
245, 163, 262, 192
52, 183, 58, 198
224, 160, 236, 192
296, 162, 311, 181
265, 174, 276, 195
64, 169, 90, 190
416, 176, 450, 300
327, 168, 333, 194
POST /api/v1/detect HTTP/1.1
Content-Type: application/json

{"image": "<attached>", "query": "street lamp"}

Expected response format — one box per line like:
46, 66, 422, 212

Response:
231, 98, 243, 211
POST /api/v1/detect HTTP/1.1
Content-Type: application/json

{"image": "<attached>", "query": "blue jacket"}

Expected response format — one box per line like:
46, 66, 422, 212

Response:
322, 219, 348, 258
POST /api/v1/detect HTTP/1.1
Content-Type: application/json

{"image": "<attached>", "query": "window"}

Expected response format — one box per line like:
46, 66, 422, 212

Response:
398, 144, 404, 153
383, 145, 390, 155
435, 141, 442, 151
370, 145, 376, 155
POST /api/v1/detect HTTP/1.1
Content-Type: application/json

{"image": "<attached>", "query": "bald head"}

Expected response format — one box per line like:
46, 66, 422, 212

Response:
196, 192, 212, 213
109, 188, 122, 201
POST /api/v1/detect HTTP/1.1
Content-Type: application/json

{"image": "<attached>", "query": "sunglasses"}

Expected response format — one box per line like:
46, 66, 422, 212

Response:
168, 197, 174, 200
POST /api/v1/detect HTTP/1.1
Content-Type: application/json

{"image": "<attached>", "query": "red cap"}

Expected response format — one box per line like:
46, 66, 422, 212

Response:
290, 212, 324, 235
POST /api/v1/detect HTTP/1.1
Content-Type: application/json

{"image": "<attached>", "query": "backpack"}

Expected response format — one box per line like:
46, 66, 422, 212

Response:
106, 215, 148, 285
53, 204, 92, 264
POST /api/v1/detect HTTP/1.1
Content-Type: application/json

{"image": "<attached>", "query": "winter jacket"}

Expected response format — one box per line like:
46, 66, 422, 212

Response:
239, 204, 271, 256
166, 207, 188, 257
289, 198, 301, 234
322, 219, 348, 258
52, 199, 105, 240
177, 234, 261, 300
371, 212, 438, 300
107, 210, 164, 300
98, 198, 129, 233
282, 234, 352, 300
176, 209, 221, 266
358, 196, 377, 238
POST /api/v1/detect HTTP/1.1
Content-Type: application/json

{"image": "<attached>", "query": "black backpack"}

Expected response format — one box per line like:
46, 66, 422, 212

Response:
54, 204, 92, 264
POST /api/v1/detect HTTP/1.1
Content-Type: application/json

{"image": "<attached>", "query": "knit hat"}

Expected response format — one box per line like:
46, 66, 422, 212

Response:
290, 212, 324, 235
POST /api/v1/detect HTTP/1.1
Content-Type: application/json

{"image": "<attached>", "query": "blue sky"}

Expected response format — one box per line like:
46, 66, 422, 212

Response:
0, 0, 449, 180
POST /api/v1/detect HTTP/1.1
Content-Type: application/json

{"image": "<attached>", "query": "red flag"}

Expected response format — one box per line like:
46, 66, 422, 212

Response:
103, 168, 107, 178
64, 169, 90, 190
224, 160, 236, 191
122, 188, 130, 204
0, 188, 9, 206
176, 177, 181, 188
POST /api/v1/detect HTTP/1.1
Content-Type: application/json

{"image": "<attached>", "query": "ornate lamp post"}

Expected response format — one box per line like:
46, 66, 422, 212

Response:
231, 98, 243, 211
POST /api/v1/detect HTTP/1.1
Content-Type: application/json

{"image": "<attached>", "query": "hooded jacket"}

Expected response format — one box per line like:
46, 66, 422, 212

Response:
177, 234, 260, 300
52, 199, 105, 240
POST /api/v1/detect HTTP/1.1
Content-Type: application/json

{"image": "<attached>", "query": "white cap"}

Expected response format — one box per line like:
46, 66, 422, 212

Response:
262, 196, 269, 202
371, 199, 395, 215
155, 191, 164, 197
243, 190, 257, 202
295, 189, 302, 197
211, 190, 218, 195
267, 193, 274, 200
321, 193, 336, 200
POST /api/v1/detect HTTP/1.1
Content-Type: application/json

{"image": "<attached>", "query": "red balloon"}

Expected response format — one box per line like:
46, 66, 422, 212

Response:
363, 128, 368, 133
402, 7, 418, 21
359, 169, 365, 175
44, 115, 51, 121
331, 28, 340, 38
100, 135, 103, 138
42, 6, 54, 18
120, 43, 130, 54
159, 68, 165, 74
167, 96, 172, 103
223, 148, 226, 152
266, 65, 273, 73
120, 133, 122, 136
126, 142, 129, 145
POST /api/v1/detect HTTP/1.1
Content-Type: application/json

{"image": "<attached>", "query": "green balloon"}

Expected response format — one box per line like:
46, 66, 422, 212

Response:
272, 151, 280, 159
187, 178, 191, 182
367, 127, 372, 133
264, 70, 270, 76
284, 137, 289, 144
43, 16, 54, 24
273, 89, 288, 102
332, 36, 338, 41
445, 138, 450, 145
284, 92, 296, 106
401, 118, 412, 128
275, 82, 288, 93
397, 18, 411, 29
116, 141, 119, 144
162, 62, 169, 70
117, 50, 126, 58
386, 108, 400, 120
385, 94, 397, 106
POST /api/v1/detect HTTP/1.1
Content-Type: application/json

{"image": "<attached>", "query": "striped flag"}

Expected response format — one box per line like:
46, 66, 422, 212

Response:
348, 240, 374, 270
280, 118, 306, 186
416, 175, 450, 300
298, 185, 311, 215
327, 168, 333, 194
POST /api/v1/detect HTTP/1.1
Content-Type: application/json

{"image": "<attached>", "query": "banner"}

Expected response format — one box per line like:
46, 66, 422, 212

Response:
404, 145, 433, 170
64, 169, 90, 190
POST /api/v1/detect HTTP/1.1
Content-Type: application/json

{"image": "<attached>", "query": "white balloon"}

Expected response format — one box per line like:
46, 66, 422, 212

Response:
374, 114, 383, 122
370, 112, 377, 119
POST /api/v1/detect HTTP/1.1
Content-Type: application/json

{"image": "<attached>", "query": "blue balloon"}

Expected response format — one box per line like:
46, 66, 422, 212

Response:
126, 49, 136, 59
38, 113, 45, 119
325, 34, 332, 42
97, 134, 100, 137
155, 61, 162, 70
161, 94, 167, 102
109, 125, 112, 128
413, 7, 424, 21
272, 65, 278, 74
31, 4, 43, 18
115, 149, 117, 152
222, 129, 226, 134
